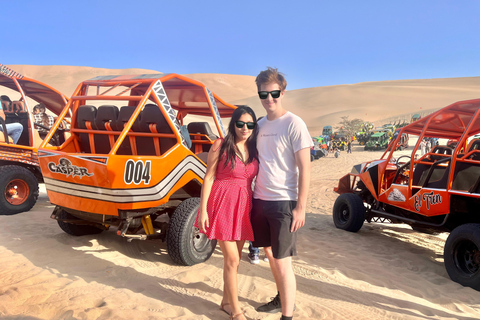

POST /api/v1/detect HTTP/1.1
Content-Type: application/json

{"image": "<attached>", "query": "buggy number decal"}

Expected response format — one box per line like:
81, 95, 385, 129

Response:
124, 160, 151, 185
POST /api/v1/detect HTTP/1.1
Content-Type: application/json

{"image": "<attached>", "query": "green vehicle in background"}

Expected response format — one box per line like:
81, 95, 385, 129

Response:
356, 121, 375, 145
356, 131, 371, 145
382, 123, 396, 138
364, 130, 389, 150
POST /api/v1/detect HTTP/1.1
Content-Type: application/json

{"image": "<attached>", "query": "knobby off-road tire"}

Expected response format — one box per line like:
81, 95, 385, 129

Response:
167, 197, 217, 266
57, 207, 104, 236
444, 223, 480, 290
0, 165, 38, 215
333, 193, 365, 232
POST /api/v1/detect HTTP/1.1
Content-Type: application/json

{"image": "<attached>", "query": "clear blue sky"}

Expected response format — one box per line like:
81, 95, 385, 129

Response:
3, 0, 480, 90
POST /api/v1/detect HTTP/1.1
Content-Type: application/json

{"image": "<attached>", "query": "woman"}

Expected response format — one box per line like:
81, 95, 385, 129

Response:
196, 106, 258, 320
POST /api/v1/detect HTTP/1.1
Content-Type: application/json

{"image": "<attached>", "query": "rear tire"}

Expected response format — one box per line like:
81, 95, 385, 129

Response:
0, 165, 38, 215
333, 193, 365, 232
57, 207, 104, 236
444, 224, 480, 290
167, 197, 217, 266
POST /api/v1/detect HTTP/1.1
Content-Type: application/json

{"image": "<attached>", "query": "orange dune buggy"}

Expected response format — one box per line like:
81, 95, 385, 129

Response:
0, 64, 68, 215
333, 98, 480, 290
38, 73, 236, 265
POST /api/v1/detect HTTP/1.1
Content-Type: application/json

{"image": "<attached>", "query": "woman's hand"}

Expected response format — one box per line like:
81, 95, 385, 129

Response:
198, 209, 209, 233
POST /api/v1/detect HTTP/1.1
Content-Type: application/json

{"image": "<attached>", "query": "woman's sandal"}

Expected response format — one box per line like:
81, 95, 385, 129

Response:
220, 302, 231, 316
230, 311, 245, 320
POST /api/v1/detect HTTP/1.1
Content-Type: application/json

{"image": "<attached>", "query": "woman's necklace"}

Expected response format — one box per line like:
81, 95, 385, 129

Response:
235, 143, 248, 163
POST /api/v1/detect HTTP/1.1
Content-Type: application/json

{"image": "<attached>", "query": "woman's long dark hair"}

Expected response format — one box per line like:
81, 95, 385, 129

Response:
219, 105, 258, 170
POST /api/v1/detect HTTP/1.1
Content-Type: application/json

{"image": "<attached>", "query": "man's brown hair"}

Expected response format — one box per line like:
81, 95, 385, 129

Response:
255, 67, 287, 91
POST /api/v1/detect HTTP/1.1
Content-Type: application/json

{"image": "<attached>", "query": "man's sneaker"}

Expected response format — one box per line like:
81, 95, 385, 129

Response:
256, 292, 296, 313
263, 256, 269, 262
248, 253, 260, 264
256, 293, 281, 313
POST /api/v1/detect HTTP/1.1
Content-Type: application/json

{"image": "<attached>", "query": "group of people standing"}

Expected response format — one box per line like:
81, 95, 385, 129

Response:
419, 138, 432, 156
196, 67, 312, 320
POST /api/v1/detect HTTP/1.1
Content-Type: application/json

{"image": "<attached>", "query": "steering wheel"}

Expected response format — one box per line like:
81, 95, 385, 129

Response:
395, 155, 412, 168
34, 122, 67, 146
34, 122, 50, 131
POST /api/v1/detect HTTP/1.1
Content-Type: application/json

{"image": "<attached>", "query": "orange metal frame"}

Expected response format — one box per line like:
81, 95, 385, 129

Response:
38, 73, 236, 216
0, 64, 68, 164
337, 98, 480, 218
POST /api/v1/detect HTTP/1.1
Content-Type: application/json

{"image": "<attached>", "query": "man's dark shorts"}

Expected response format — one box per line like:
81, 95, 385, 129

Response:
251, 199, 297, 259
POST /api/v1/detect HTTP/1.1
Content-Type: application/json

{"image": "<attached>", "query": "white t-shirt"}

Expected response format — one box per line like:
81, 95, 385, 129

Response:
254, 112, 313, 201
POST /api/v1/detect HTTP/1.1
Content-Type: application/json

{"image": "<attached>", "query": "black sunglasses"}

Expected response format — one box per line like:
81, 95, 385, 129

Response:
235, 121, 256, 130
258, 90, 281, 99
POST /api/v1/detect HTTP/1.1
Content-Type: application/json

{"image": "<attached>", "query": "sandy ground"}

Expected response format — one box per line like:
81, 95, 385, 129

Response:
1, 144, 480, 320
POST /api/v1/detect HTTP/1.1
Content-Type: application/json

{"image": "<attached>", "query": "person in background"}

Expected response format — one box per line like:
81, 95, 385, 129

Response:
33, 104, 40, 115
251, 67, 312, 320
420, 139, 426, 156
334, 148, 340, 158
248, 241, 268, 264
196, 106, 259, 320
0, 95, 23, 144
247, 113, 268, 265
248, 241, 260, 264
33, 103, 55, 139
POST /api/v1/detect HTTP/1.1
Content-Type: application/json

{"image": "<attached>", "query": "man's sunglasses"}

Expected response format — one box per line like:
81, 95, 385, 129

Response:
235, 121, 256, 130
258, 90, 281, 99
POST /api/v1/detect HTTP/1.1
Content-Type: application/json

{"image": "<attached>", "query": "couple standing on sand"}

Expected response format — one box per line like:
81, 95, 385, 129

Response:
195, 67, 313, 320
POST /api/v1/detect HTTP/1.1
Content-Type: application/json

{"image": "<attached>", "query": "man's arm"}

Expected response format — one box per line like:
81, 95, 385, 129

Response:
291, 147, 311, 232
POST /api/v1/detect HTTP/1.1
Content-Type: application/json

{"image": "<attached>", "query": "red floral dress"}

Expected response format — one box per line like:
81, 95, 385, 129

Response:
195, 154, 258, 241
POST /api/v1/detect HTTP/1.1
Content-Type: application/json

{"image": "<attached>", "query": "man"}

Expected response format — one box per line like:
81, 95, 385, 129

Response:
33, 103, 55, 139
0, 95, 23, 144
251, 67, 312, 320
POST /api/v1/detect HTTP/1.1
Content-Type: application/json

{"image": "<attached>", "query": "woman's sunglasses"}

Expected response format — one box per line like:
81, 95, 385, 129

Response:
258, 90, 281, 99
235, 121, 256, 130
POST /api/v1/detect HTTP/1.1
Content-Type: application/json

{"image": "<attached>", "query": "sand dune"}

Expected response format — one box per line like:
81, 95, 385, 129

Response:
1, 65, 480, 319
221, 76, 480, 135
11, 65, 480, 136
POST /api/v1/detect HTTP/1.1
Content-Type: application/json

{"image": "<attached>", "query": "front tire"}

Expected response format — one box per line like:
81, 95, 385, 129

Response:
333, 193, 365, 232
167, 197, 217, 266
0, 165, 38, 215
444, 224, 480, 290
